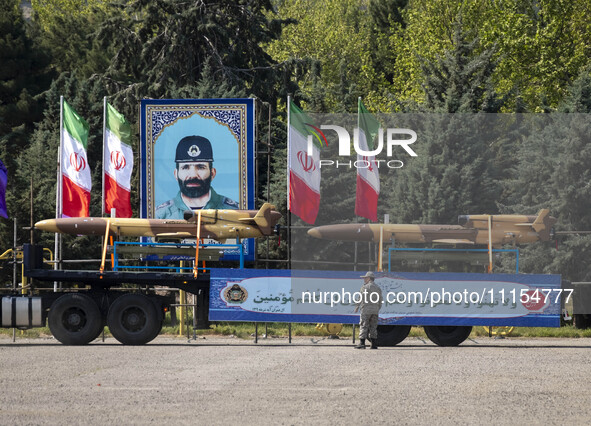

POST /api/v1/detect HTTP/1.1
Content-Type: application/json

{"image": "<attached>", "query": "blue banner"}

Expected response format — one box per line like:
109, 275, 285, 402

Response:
210, 269, 563, 327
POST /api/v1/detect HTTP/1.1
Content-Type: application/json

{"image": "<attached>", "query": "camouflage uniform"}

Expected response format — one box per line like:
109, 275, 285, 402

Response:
355, 275, 383, 349
155, 188, 238, 219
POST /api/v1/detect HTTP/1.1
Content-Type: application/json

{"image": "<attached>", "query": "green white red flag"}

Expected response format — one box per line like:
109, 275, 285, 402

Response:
287, 99, 321, 224
61, 100, 91, 217
355, 99, 380, 222
104, 101, 133, 218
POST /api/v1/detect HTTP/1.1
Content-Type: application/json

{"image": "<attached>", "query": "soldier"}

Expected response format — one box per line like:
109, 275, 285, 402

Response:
354, 271, 383, 349
156, 135, 239, 219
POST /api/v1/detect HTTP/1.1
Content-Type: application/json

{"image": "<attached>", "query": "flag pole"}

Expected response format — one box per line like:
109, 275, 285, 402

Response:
102, 97, 107, 217
355, 97, 362, 271
286, 95, 291, 213
286, 95, 291, 270
54, 96, 64, 290
358, 97, 371, 270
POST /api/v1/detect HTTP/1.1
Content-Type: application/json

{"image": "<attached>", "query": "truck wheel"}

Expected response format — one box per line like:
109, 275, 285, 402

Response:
89, 320, 107, 342
376, 325, 411, 346
148, 302, 164, 341
151, 320, 164, 340
48, 293, 103, 345
107, 294, 160, 345
423, 326, 472, 347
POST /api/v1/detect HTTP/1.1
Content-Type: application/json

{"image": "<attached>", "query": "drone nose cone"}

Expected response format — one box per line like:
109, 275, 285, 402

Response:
35, 219, 59, 233
307, 225, 345, 240
307, 228, 322, 239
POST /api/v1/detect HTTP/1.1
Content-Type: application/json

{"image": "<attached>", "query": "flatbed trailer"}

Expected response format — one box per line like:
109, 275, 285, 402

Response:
0, 244, 581, 347
1, 244, 210, 345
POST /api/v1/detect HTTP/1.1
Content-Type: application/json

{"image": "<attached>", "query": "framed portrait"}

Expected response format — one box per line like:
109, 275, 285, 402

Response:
140, 98, 256, 261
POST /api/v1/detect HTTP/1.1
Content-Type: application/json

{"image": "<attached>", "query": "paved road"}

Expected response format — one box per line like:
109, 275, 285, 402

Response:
0, 335, 590, 425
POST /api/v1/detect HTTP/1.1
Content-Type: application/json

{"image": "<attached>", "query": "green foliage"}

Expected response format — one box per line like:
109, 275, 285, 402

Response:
387, 0, 591, 110
503, 68, 591, 281
0, 0, 52, 149
387, 23, 504, 225
95, 0, 300, 117
367, 0, 407, 89
13, 73, 108, 260
266, 0, 373, 111
31, 0, 115, 32
419, 20, 503, 113
472, 326, 591, 338
5, 323, 591, 339
479, 0, 591, 110
0, 0, 52, 259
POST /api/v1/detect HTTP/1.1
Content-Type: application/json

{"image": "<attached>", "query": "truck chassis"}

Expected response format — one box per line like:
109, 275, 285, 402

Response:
1, 244, 209, 345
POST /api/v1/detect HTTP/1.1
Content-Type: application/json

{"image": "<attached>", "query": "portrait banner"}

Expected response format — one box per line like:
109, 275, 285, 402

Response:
140, 99, 255, 260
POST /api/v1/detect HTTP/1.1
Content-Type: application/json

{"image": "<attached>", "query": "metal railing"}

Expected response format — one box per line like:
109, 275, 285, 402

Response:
112, 241, 245, 271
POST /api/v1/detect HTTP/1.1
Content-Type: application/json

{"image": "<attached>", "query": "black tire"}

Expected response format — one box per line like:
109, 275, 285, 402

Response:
423, 325, 472, 347
48, 293, 103, 345
573, 314, 590, 329
376, 325, 411, 347
89, 320, 107, 342
107, 294, 160, 345
148, 300, 164, 341
148, 319, 163, 342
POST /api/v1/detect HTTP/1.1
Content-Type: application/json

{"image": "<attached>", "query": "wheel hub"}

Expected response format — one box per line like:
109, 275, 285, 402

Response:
121, 307, 146, 332
62, 307, 86, 332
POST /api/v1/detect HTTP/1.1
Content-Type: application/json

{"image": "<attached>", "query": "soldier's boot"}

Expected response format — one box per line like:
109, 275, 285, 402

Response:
370, 337, 378, 349
355, 338, 366, 349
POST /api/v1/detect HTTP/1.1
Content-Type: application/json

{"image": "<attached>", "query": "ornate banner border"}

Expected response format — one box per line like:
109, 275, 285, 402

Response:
140, 98, 255, 261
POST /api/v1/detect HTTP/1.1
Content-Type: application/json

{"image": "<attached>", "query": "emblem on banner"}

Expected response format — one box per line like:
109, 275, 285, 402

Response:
224, 284, 248, 304
187, 145, 201, 157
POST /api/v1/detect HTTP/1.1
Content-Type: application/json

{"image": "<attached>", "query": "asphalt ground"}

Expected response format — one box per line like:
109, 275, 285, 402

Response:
0, 335, 590, 425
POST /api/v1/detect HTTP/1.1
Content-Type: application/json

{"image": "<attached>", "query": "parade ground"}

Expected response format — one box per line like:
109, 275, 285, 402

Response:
0, 335, 590, 425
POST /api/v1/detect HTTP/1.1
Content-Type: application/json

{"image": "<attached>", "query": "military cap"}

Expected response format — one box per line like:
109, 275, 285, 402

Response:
175, 135, 214, 163
361, 271, 375, 278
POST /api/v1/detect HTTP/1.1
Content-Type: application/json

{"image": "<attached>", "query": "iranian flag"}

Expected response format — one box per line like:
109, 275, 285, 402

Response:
104, 101, 133, 218
287, 99, 321, 224
355, 99, 380, 222
61, 100, 91, 218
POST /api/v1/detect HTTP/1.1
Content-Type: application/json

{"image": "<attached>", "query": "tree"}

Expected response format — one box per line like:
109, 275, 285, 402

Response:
386, 20, 504, 225
0, 0, 52, 253
504, 68, 591, 280
265, 0, 374, 112
94, 0, 300, 118
365, 0, 408, 104
0, 0, 51, 146
545, 69, 591, 280
28, 0, 118, 77
13, 74, 109, 260
479, 0, 591, 110
390, 0, 591, 110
